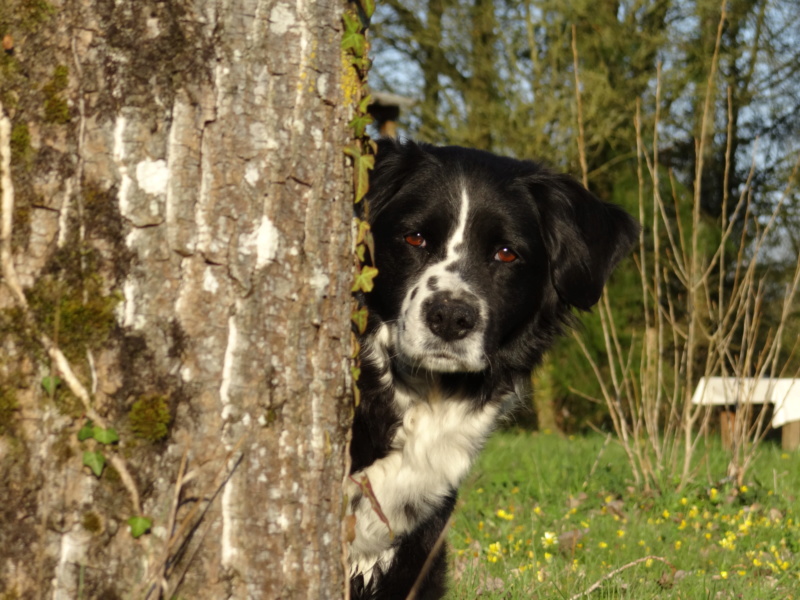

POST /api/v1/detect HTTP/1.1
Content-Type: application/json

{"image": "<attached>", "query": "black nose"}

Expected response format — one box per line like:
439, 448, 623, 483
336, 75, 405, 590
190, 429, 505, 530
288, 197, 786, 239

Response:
424, 295, 479, 341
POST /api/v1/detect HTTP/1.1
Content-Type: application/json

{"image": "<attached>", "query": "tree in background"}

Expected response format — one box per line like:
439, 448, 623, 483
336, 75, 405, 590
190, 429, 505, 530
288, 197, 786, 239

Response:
370, 0, 800, 433
0, 0, 357, 597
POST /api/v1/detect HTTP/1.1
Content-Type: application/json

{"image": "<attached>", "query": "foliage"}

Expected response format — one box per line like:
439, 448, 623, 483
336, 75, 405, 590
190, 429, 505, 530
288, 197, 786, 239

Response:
448, 430, 800, 599
343, 0, 377, 408
370, 0, 800, 490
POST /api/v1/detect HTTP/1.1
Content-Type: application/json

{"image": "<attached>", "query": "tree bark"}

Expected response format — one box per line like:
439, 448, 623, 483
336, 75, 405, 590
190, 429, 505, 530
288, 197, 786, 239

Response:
0, 0, 353, 598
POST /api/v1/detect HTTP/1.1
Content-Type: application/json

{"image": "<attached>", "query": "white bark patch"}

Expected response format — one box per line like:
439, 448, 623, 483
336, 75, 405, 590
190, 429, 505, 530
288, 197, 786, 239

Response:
309, 266, 329, 297
135, 158, 169, 196
53, 526, 92, 600
220, 314, 239, 567
57, 179, 72, 248
202, 267, 219, 294
256, 215, 279, 268
244, 161, 260, 186
119, 278, 137, 328
269, 3, 296, 35
113, 116, 133, 218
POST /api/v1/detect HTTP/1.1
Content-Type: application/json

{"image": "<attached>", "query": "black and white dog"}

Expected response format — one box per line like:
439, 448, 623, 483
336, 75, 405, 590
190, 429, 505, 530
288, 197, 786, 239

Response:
348, 139, 638, 599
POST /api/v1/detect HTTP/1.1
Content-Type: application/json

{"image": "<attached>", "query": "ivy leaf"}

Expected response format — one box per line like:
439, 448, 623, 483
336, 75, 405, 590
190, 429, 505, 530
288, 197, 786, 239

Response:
77, 420, 95, 442
92, 426, 119, 445
358, 94, 373, 115
352, 306, 369, 334
127, 515, 152, 539
345, 145, 374, 203
361, 0, 376, 18
41, 375, 61, 395
82, 450, 106, 477
341, 13, 366, 57
348, 113, 373, 138
352, 265, 379, 293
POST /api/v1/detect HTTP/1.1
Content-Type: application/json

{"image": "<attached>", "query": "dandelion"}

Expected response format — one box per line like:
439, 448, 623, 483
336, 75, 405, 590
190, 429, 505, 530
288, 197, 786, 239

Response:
616, 529, 625, 538
533, 506, 543, 516
645, 558, 653, 568
740, 485, 749, 493
720, 571, 729, 579
544, 552, 553, 563
680, 497, 688, 506
709, 488, 719, 501
674, 540, 682, 550
496, 508, 514, 521
662, 509, 670, 519
598, 541, 608, 549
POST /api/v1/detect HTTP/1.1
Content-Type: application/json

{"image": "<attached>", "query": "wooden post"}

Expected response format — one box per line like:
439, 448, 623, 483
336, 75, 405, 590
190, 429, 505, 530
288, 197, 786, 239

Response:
782, 420, 800, 452
719, 409, 736, 450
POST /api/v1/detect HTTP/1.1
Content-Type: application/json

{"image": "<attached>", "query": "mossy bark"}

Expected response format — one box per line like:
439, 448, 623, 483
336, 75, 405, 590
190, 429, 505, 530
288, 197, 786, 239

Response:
0, 1, 353, 598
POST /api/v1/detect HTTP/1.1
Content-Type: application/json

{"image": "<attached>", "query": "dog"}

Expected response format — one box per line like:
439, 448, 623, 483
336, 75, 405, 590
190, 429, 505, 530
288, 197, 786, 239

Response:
347, 139, 638, 599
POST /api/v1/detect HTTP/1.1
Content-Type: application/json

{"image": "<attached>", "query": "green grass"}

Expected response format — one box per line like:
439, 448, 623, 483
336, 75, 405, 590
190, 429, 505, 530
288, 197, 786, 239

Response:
446, 430, 800, 599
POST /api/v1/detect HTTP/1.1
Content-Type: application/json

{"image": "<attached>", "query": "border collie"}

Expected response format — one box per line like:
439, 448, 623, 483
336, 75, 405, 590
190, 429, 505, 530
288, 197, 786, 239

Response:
348, 139, 638, 599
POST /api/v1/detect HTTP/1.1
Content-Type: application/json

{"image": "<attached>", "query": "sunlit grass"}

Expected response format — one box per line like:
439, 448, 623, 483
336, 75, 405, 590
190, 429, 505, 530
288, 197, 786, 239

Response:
446, 430, 800, 599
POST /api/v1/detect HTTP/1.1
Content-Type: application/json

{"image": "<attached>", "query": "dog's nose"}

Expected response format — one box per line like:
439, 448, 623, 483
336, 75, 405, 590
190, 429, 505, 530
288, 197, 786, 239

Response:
424, 295, 479, 341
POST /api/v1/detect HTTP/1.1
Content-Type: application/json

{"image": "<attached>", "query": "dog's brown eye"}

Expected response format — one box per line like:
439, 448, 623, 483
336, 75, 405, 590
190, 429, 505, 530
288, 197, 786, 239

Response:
404, 233, 426, 247
494, 247, 517, 263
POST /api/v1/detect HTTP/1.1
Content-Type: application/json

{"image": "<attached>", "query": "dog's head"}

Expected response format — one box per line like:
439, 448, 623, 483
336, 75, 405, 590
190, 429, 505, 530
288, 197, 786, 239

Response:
364, 139, 639, 374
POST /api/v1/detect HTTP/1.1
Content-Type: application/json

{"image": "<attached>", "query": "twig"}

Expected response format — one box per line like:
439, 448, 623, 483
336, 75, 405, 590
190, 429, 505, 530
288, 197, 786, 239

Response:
570, 24, 589, 188
568, 555, 674, 600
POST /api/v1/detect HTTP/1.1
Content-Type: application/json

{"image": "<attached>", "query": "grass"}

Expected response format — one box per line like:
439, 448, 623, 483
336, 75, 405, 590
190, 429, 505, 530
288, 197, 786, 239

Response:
446, 429, 800, 599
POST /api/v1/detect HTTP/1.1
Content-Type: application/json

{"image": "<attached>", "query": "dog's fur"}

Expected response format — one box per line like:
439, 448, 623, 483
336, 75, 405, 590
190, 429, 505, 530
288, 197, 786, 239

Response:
348, 139, 638, 599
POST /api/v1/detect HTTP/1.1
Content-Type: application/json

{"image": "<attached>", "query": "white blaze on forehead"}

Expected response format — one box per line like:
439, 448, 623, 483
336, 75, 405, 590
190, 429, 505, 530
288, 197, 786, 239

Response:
445, 186, 470, 261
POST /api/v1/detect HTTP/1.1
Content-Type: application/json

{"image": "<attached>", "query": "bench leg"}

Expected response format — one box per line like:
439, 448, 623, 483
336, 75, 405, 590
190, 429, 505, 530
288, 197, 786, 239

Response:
782, 420, 800, 452
720, 410, 735, 450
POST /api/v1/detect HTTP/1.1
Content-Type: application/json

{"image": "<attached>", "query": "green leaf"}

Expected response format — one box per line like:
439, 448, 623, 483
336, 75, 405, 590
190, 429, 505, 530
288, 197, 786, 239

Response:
345, 145, 374, 203
350, 365, 361, 381
354, 153, 374, 203
41, 375, 61, 395
352, 265, 379, 293
77, 420, 95, 441
82, 450, 106, 477
358, 94, 373, 115
341, 13, 366, 57
342, 11, 363, 35
352, 306, 369, 334
127, 515, 152, 539
348, 113, 373, 138
361, 0, 376, 19
92, 426, 119, 445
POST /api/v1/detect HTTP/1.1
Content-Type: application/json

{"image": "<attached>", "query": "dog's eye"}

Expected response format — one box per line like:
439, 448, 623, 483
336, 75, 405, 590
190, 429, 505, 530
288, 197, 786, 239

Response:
404, 233, 427, 248
494, 247, 518, 263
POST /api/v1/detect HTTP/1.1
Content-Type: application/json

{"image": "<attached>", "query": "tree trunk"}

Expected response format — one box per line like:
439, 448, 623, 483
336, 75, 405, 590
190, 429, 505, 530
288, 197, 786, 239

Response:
0, 1, 354, 598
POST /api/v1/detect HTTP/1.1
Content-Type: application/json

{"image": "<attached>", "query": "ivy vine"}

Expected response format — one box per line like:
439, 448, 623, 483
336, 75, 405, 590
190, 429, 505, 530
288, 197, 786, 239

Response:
343, 0, 377, 407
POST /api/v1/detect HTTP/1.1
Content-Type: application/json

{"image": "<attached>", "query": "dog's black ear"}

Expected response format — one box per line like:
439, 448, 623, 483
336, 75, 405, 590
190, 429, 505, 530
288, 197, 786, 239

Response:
366, 138, 433, 222
529, 172, 639, 311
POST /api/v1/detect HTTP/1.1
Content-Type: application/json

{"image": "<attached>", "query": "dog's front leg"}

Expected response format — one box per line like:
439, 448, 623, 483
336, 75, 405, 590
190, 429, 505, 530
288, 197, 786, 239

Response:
347, 400, 499, 567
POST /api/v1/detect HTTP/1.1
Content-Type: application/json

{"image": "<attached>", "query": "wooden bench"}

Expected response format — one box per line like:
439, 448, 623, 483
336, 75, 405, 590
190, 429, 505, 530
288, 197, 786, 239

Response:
691, 377, 800, 451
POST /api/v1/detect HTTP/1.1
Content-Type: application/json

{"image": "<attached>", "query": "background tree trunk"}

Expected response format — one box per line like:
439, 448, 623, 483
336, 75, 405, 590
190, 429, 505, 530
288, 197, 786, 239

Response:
0, 0, 354, 597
